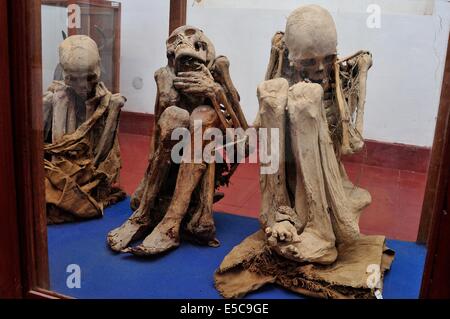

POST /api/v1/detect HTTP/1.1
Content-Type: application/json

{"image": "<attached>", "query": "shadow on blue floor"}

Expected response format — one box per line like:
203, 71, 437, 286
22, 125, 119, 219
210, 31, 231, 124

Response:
47, 198, 426, 299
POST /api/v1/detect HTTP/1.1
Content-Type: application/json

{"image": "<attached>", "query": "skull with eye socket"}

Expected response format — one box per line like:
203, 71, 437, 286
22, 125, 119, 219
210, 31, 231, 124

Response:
166, 25, 216, 74
285, 5, 337, 90
59, 35, 101, 100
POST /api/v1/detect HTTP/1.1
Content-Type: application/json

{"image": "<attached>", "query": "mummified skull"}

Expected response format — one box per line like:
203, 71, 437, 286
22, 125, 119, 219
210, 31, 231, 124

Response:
59, 35, 101, 100
166, 25, 216, 73
285, 5, 337, 86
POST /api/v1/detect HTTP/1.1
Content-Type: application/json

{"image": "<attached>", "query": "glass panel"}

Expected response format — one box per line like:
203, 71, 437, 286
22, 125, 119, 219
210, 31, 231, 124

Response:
78, 4, 117, 90
186, 0, 450, 299
39, 0, 172, 297
32, 0, 450, 300
42, 4, 67, 93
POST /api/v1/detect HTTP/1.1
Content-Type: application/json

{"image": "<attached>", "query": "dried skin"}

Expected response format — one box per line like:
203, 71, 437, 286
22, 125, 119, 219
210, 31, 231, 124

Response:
107, 106, 190, 251
44, 83, 126, 224
43, 35, 126, 224
217, 4, 385, 299
109, 27, 247, 256
248, 5, 374, 267
256, 78, 291, 229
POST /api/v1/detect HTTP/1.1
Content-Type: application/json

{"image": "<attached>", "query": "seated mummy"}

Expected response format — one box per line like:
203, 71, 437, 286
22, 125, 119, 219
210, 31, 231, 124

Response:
257, 4, 373, 264
43, 35, 126, 224
215, 5, 393, 300
107, 26, 249, 256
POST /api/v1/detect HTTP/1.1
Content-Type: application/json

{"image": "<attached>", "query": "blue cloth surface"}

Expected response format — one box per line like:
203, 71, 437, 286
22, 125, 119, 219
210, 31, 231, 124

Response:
47, 198, 426, 299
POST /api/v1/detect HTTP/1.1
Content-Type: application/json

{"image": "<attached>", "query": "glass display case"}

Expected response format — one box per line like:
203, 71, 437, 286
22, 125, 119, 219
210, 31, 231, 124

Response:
1, 0, 450, 301
42, 0, 121, 92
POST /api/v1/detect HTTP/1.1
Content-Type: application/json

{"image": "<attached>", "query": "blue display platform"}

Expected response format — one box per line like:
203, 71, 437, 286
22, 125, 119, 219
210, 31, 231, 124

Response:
47, 198, 426, 299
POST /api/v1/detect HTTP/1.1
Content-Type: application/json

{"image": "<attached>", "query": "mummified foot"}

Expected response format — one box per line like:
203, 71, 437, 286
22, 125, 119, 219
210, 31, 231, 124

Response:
107, 208, 151, 252
124, 218, 181, 256
281, 230, 337, 265
266, 221, 337, 265
184, 215, 219, 247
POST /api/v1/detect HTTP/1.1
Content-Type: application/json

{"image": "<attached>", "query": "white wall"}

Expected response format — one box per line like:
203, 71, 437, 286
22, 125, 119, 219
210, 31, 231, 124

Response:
187, 0, 450, 147
41, 5, 67, 91
41, 1, 170, 114
41, 0, 450, 147
116, 0, 170, 114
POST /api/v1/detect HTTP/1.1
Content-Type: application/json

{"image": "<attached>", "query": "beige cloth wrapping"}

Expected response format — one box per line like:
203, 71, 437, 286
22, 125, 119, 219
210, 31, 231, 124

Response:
215, 231, 394, 299
44, 82, 126, 224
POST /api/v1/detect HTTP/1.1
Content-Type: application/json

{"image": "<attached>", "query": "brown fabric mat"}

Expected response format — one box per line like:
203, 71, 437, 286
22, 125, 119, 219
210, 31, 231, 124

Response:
44, 84, 125, 224
215, 231, 394, 299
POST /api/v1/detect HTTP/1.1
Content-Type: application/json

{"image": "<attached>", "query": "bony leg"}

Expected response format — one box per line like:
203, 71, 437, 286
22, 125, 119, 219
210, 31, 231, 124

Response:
185, 161, 219, 247
281, 82, 337, 265
107, 106, 189, 252
127, 105, 219, 256
256, 78, 292, 229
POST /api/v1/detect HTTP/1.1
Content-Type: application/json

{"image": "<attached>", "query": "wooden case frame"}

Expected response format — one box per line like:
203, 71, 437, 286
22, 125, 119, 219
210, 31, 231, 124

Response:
1, 0, 449, 298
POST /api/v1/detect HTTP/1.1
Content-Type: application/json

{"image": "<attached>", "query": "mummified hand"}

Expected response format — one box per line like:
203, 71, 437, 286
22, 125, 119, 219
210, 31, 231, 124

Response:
349, 51, 372, 73
173, 64, 221, 98
265, 221, 298, 246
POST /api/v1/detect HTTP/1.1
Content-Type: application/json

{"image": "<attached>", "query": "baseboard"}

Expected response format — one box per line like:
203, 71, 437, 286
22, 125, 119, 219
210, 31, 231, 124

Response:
119, 111, 154, 136
119, 111, 431, 173
343, 140, 430, 173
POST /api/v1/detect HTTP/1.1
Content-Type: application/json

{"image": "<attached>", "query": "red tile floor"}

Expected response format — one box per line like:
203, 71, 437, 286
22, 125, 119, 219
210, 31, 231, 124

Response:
119, 133, 427, 242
